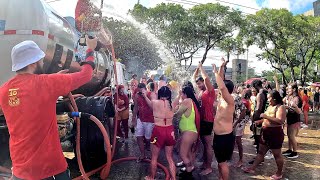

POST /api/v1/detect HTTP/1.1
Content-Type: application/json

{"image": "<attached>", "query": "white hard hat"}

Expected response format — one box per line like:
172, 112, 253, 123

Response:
11, 41, 45, 71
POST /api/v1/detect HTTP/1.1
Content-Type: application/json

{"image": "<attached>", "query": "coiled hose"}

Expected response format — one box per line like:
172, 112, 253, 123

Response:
0, 43, 170, 179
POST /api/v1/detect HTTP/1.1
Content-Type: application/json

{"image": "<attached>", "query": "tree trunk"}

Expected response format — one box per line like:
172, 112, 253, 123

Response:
289, 66, 296, 83
201, 47, 210, 64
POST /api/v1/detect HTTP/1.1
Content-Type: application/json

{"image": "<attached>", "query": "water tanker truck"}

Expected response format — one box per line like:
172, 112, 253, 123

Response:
0, 0, 125, 178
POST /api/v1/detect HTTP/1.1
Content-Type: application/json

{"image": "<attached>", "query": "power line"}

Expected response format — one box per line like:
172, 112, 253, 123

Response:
165, 0, 254, 15
181, 0, 260, 11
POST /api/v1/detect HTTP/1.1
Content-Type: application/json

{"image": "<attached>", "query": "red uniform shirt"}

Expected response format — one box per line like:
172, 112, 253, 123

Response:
114, 93, 129, 109
0, 74, 72, 179
200, 89, 216, 122
0, 50, 94, 179
136, 92, 154, 123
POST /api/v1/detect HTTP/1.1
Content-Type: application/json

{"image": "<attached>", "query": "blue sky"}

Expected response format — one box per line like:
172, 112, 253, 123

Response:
255, 0, 314, 15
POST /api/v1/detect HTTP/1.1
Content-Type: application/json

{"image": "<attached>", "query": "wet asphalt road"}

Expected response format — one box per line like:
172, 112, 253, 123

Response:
1, 113, 320, 179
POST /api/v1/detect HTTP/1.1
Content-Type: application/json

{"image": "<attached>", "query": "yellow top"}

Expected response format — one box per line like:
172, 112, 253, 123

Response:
179, 104, 197, 133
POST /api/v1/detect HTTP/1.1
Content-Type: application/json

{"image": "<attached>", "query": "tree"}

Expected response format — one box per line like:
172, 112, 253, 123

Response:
132, 3, 201, 69
189, 3, 243, 64
131, 3, 243, 68
241, 8, 320, 85
103, 17, 162, 76
218, 36, 245, 63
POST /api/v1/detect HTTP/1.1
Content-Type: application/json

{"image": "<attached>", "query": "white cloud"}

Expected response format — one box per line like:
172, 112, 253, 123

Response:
261, 0, 290, 10
258, 0, 314, 13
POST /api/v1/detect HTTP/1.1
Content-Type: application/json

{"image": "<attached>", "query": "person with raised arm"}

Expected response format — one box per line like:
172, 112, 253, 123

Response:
212, 59, 235, 180
192, 62, 216, 175
143, 86, 176, 180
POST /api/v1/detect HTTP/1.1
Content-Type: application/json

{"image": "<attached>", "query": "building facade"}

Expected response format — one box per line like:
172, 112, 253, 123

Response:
314, 0, 320, 16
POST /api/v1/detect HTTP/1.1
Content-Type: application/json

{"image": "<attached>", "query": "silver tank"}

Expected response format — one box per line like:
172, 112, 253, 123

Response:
0, 0, 112, 96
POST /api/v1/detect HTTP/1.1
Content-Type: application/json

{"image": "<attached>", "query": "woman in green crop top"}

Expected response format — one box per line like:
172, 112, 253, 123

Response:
174, 85, 201, 177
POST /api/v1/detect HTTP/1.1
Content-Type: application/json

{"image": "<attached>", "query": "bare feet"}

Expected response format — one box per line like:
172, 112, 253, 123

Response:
199, 168, 213, 176
242, 166, 255, 174
234, 161, 243, 168
270, 174, 283, 180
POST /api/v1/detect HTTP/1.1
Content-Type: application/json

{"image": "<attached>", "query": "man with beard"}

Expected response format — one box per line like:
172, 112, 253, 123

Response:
193, 62, 215, 175
0, 36, 97, 180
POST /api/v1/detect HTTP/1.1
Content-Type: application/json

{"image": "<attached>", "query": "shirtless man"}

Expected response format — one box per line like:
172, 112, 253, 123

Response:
143, 86, 176, 180
212, 59, 235, 180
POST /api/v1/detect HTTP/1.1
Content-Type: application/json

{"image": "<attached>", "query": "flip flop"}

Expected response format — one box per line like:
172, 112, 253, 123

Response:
176, 161, 184, 167
270, 174, 283, 180
233, 163, 243, 168
242, 167, 255, 174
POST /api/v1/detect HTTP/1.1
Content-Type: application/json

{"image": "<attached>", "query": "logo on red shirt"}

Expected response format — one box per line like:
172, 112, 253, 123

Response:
8, 88, 20, 106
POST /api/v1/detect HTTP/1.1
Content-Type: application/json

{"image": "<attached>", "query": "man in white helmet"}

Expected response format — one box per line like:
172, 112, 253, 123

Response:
0, 36, 97, 180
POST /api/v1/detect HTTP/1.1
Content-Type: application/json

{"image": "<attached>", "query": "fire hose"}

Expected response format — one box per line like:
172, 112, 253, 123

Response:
0, 91, 171, 180
0, 60, 170, 180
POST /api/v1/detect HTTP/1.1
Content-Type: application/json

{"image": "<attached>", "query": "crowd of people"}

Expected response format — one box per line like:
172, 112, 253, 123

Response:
0, 37, 313, 180
113, 58, 312, 180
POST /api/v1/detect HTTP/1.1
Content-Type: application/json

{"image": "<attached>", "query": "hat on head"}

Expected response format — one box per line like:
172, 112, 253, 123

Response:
11, 40, 45, 71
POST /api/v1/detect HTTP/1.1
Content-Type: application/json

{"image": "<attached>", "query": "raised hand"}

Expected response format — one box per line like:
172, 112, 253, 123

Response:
221, 57, 227, 67
197, 61, 203, 69
212, 64, 218, 73
273, 75, 278, 82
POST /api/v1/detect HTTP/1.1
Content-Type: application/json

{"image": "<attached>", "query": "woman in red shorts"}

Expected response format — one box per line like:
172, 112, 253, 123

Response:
143, 86, 176, 180
243, 90, 286, 180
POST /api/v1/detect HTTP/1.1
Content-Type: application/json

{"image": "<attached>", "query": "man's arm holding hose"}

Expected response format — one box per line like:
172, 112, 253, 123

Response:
46, 36, 98, 96
69, 36, 97, 90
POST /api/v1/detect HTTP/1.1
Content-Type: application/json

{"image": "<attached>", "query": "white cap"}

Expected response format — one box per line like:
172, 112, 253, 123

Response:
11, 41, 45, 71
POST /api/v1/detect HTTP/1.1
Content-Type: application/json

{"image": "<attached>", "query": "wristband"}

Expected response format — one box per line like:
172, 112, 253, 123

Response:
85, 51, 94, 59
80, 61, 95, 70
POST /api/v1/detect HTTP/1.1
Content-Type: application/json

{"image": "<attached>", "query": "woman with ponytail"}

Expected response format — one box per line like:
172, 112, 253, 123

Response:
173, 85, 201, 179
143, 86, 176, 180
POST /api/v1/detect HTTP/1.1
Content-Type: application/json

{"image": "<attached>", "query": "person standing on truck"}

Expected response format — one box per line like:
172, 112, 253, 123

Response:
0, 36, 97, 180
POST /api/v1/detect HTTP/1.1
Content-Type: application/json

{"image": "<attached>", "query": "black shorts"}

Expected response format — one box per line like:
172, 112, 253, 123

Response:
261, 126, 284, 149
213, 132, 235, 163
200, 121, 213, 136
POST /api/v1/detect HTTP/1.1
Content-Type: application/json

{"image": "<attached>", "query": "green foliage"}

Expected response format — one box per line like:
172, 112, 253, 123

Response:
103, 17, 162, 71
131, 3, 243, 68
241, 8, 320, 85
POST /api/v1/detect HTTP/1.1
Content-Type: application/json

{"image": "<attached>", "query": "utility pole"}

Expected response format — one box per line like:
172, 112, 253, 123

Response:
246, 48, 249, 80
137, 0, 140, 4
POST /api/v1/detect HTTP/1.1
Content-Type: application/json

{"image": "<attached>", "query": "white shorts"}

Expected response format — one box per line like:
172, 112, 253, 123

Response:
235, 123, 245, 137
136, 118, 154, 139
